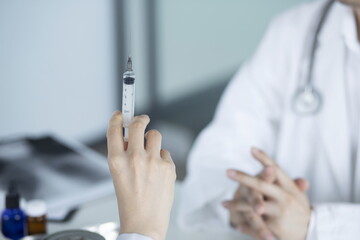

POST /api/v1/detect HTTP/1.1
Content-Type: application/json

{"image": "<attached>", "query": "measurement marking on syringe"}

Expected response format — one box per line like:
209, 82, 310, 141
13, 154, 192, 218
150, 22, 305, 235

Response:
122, 57, 136, 142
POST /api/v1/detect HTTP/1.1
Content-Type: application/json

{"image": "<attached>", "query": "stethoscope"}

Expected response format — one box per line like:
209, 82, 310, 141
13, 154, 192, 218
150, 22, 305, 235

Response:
292, 0, 335, 115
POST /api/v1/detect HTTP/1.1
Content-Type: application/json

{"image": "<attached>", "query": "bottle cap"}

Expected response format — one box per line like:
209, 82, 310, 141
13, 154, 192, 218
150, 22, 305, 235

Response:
26, 200, 47, 217
5, 182, 20, 209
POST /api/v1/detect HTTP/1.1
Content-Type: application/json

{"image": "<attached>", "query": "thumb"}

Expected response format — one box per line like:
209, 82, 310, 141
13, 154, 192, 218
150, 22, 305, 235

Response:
294, 178, 310, 192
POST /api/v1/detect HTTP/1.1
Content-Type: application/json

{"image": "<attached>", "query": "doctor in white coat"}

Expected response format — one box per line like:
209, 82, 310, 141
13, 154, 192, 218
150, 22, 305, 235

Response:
179, 0, 360, 239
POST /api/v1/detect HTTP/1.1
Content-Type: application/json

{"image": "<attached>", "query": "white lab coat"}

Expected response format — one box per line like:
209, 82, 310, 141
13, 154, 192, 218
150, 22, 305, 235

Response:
179, 0, 360, 239
117, 234, 153, 240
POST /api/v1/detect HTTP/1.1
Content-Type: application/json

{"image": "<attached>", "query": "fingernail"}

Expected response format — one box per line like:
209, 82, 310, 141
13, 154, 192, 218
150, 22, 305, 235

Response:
222, 201, 230, 208
261, 233, 275, 240
227, 170, 238, 178
112, 110, 122, 118
265, 235, 275, 240
267, 166, 274, 173
251, 147, 261, 155
263, 167, 274, 177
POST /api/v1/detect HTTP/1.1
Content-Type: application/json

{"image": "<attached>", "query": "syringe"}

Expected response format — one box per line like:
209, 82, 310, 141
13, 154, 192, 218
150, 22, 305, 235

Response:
122, 57, 135, 142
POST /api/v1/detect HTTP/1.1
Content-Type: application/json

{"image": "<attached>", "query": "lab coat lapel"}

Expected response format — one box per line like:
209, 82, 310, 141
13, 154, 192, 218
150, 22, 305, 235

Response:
316, 36, 351, 199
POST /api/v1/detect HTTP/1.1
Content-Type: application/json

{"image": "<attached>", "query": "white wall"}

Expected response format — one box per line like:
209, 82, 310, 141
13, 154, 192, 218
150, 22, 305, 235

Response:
157, 0, 309, 102
0, 0, 311, 141
0, 0, 117, 142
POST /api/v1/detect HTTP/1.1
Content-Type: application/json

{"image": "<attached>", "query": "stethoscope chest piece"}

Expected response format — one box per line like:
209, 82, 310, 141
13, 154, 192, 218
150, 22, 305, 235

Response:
292, 88, 322, 115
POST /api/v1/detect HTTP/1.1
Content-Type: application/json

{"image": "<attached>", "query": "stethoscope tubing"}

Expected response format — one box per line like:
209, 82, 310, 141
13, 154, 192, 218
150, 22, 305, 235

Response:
292, 0, 335, 115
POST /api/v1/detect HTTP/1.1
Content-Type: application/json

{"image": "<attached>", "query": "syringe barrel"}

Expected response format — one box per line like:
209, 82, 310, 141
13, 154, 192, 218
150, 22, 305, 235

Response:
122, 71, 135, 139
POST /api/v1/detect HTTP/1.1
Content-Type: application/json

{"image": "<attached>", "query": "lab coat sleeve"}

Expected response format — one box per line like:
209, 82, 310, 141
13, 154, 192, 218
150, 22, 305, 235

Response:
306, 204, 360, 240
117, 233, 153, 240
178, 13, 295, 231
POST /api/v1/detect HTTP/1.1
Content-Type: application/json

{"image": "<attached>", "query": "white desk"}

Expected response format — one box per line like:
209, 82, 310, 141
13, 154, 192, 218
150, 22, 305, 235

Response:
49, 182, 252, 240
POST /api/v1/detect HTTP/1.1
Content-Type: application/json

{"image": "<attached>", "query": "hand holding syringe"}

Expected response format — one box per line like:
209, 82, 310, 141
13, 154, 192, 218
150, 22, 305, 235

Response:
122, 57, 135, 141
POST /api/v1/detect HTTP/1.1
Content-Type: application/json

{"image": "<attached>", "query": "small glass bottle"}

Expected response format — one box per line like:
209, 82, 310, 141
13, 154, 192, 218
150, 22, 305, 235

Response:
26, 200, 47, 235
1, 182, 27, 240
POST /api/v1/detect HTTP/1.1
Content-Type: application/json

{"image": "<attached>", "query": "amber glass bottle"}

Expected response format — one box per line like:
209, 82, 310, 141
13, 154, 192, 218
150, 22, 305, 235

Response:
26, 200, 47, 235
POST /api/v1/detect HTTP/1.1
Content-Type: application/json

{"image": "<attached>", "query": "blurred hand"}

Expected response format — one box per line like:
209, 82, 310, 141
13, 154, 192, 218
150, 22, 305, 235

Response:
107, 111, 177, 240
226, 149, 311, 240
223, 149, 309, 240
223, 165, 277, 240
222, 148, 309, 240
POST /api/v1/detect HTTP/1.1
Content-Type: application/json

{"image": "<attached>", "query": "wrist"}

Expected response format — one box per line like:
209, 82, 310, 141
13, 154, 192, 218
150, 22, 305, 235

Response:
302, 207, 314, 240
299, 208, 312, 240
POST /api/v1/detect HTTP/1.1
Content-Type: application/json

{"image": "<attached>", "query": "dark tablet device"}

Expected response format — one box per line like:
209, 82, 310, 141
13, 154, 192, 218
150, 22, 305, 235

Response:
0, 135, 113, 221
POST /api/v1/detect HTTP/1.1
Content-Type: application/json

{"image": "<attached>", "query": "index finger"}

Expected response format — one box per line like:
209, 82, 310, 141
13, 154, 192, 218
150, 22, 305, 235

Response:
227, 169, 285, 202
107, 111, 125, 158
251, 147, 277, 167
252, 148, 299, 195
246, 167, 276, 214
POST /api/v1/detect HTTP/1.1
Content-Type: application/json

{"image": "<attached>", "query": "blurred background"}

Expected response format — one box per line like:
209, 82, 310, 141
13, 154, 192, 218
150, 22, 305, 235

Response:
0, 0, 310, 181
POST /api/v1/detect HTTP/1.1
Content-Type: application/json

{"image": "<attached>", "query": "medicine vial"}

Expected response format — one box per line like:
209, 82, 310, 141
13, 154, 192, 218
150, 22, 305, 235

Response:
1, 182, 27, 240
26, 200, 47, 235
